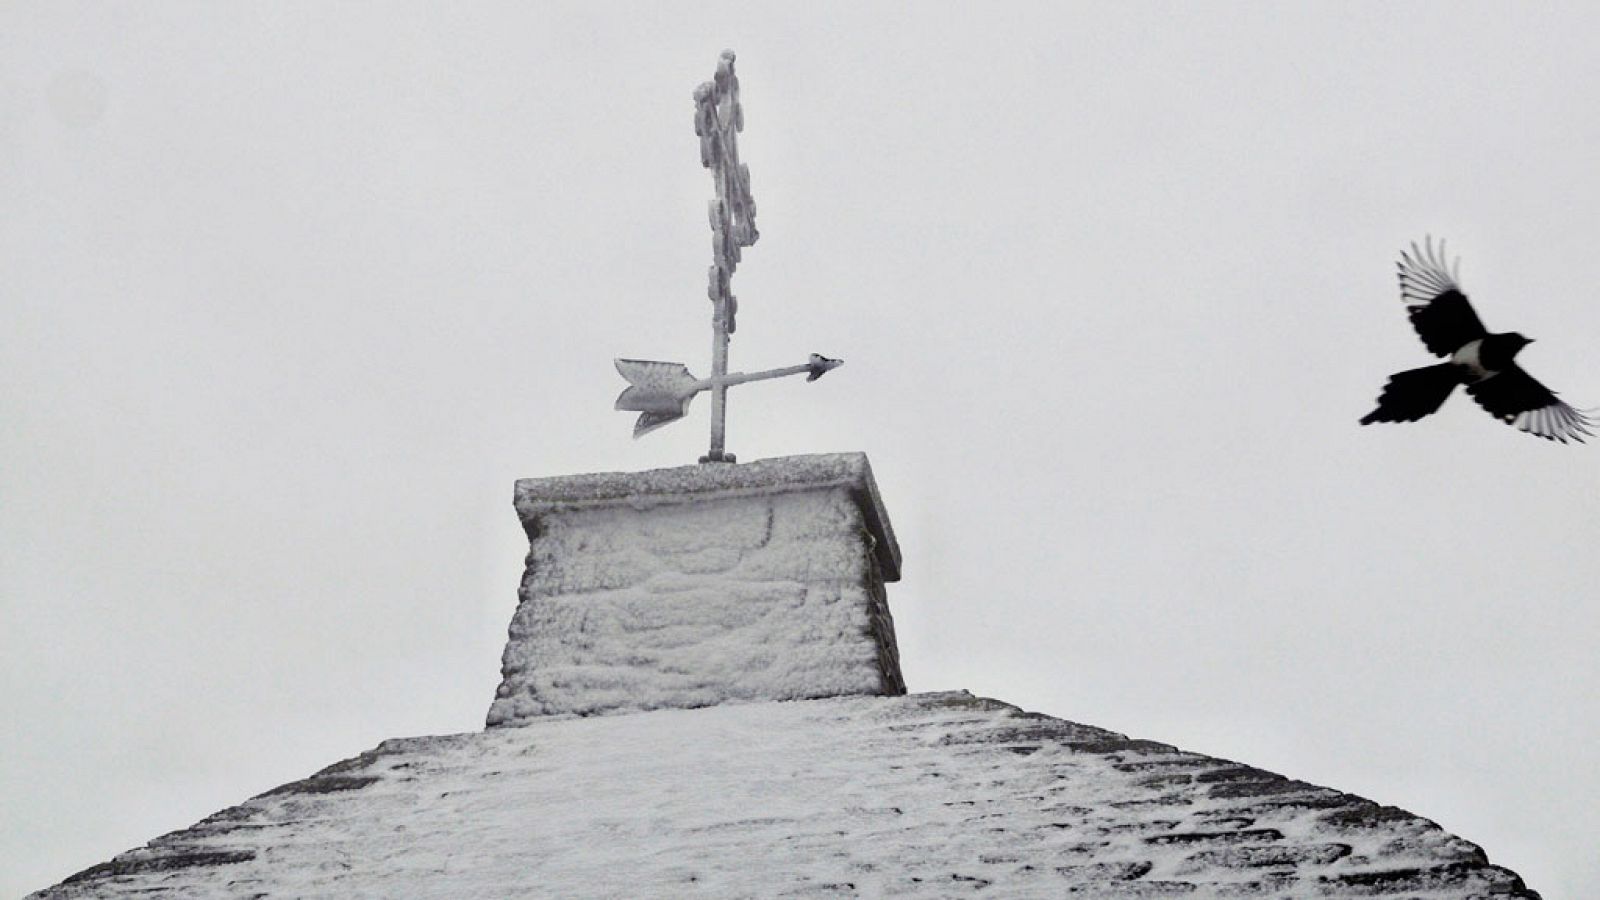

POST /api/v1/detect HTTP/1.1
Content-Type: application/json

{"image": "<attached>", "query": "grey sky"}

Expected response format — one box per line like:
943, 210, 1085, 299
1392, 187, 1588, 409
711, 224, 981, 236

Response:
4, 3, 1598, 896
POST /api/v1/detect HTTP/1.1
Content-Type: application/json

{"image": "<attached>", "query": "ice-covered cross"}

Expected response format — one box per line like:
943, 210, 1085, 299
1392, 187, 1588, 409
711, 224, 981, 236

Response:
614, 51, 843, 464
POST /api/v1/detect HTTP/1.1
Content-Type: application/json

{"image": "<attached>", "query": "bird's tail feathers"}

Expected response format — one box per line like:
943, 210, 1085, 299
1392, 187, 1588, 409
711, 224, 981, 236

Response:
1360, 363, 1462, 425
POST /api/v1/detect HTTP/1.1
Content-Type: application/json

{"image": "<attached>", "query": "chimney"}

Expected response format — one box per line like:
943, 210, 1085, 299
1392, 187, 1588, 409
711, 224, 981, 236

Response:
487, 452, 903, 726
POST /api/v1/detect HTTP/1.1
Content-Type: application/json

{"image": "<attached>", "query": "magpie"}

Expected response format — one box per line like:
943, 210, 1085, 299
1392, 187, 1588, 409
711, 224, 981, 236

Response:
1360, 238, 1594, 443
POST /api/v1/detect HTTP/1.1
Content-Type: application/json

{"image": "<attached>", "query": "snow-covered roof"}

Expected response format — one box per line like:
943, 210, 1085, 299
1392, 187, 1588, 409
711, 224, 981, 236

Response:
35, 691, 1538, 898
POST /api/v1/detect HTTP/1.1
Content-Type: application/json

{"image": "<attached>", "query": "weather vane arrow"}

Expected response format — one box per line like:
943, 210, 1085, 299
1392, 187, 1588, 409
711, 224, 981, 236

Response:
614, 50, 843, 464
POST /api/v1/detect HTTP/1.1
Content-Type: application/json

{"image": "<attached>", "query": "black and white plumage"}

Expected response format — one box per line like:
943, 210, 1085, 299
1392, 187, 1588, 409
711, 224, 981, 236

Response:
1361, 238, 1594, 443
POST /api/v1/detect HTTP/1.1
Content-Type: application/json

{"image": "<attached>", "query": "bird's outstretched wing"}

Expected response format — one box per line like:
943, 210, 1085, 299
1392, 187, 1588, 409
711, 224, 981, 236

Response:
1398, 237, 1488, 356
1360, 363, 1461, 425
1466, 365, 1596, 443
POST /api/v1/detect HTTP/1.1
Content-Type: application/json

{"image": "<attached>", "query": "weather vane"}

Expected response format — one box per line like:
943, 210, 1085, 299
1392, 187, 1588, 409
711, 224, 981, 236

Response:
614, 50, 842, 464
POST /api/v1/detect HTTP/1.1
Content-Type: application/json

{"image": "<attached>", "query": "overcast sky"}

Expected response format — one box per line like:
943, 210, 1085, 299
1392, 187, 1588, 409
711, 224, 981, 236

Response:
5, 3, 1599, 897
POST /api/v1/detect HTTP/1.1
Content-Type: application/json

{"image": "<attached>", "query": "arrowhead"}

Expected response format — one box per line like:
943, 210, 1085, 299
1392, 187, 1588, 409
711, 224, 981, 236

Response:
806, 353, 843, 382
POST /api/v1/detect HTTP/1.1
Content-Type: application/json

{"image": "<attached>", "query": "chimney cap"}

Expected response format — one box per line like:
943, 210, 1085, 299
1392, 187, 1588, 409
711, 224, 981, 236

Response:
515, 452, 900, 581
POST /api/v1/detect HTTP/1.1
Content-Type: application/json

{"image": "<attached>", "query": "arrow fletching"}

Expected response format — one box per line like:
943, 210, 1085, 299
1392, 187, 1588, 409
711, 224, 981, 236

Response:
615, 358, 701, 438
631, 409, 691, 438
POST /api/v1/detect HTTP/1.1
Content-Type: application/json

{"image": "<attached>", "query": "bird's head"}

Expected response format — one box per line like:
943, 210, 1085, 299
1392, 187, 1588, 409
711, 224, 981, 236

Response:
1508, 332, 1535, 355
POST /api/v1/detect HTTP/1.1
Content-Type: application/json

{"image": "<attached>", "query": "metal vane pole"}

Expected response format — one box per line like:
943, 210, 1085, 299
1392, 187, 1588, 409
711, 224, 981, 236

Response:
613, 51, 843, 463
696, 51, 756, 463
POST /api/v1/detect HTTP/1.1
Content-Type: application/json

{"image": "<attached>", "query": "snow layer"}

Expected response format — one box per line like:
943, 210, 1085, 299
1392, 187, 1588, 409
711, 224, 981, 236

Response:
489, 454, 903, 724
512, 453, 899, 579
37, 692, 1538, 899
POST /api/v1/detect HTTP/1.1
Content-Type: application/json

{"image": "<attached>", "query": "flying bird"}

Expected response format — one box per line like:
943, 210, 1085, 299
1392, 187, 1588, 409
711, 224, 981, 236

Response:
1360, 238, 1594, 443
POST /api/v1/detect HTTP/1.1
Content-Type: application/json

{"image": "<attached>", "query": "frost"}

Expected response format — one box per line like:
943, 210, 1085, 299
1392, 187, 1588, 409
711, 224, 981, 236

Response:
489, 454, 903, 724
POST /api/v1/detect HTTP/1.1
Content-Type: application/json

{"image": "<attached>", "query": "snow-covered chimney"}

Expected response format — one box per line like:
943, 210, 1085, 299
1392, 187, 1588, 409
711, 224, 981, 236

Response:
487, 452, 903, 725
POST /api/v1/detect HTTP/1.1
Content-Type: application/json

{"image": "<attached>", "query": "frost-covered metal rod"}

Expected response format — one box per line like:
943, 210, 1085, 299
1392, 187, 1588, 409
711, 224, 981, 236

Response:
708, 294, 732, 461
694, 355, 843, 392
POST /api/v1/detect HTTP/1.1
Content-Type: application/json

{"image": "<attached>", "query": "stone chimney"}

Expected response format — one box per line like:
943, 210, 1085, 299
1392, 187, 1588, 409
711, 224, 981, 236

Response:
487, 452, 902, 726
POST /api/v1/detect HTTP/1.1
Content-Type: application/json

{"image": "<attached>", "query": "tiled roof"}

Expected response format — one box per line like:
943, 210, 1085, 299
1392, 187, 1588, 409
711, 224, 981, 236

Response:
34, 692, 1538, 898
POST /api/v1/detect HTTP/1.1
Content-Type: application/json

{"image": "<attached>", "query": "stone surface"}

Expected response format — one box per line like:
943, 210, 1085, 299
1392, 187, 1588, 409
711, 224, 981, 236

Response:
33, 692, 1540, 899
510, 453, 899, 579
487, 453, 904, 725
